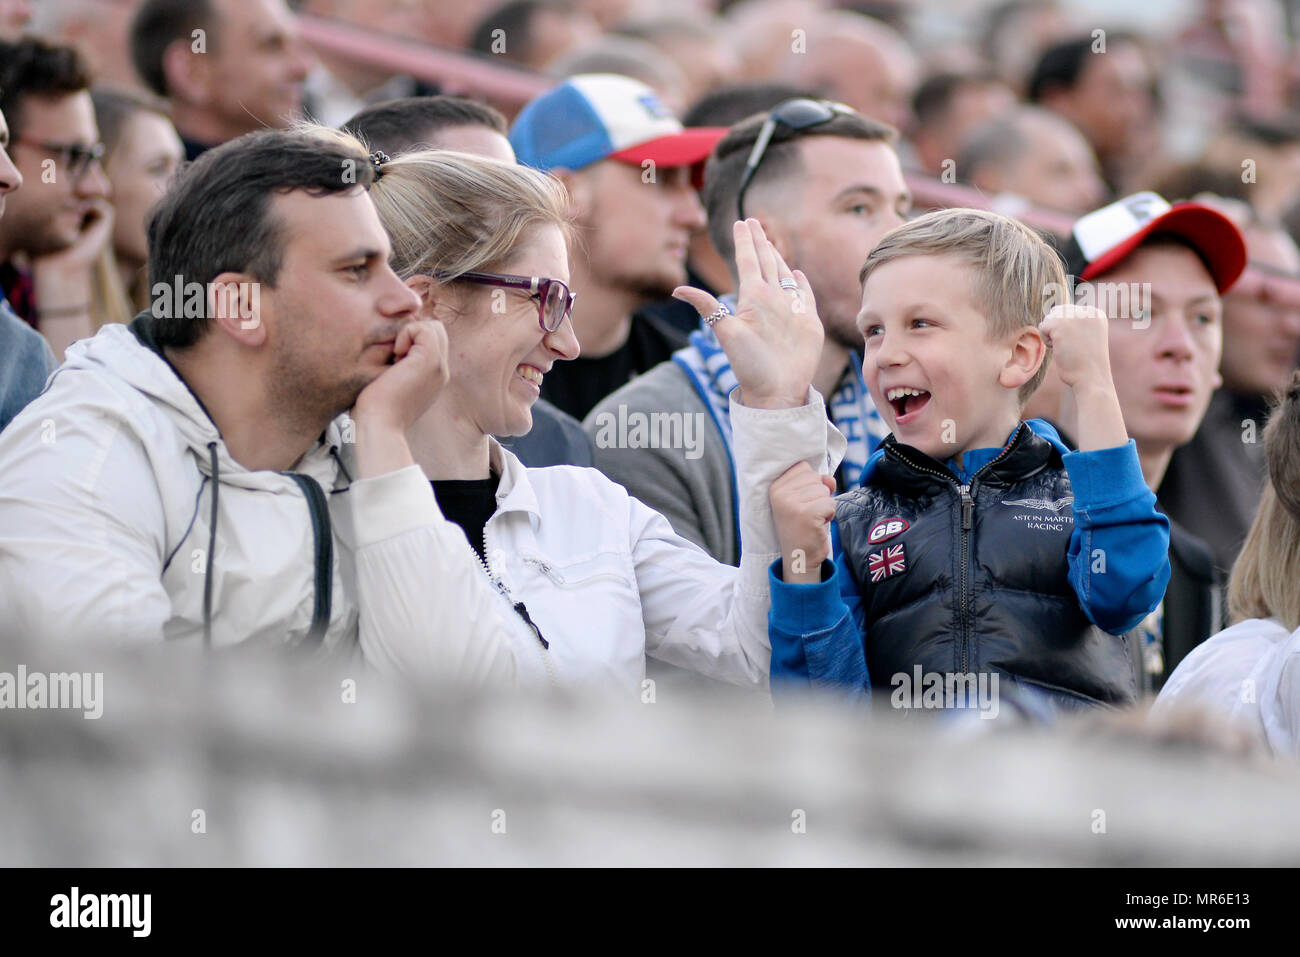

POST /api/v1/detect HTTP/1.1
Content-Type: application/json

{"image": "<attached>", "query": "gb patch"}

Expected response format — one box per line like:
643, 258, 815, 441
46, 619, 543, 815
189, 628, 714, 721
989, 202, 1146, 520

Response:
867, 517, 909, 545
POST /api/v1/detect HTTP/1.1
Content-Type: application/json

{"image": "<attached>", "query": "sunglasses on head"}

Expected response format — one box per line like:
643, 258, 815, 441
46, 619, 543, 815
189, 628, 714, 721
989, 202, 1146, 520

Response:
437, 270, 576, 333
735, 99, 857, 222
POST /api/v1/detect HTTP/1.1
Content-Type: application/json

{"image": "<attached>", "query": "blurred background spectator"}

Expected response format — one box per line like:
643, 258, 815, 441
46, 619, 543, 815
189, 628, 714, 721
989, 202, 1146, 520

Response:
130, 0, 313, 160
0, 36, 112, 360
781, 11, 919, 132
90, 87, 183, 321
470, 0, 601, 72
909, 68, 1014, 177
958, 104, 1106, 214
1027, 32, 1158, 194
31, 0, 141, 91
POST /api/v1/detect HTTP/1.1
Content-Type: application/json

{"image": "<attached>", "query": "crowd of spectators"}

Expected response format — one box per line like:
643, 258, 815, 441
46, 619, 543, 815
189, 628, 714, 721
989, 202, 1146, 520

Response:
2, 0, 1300, 754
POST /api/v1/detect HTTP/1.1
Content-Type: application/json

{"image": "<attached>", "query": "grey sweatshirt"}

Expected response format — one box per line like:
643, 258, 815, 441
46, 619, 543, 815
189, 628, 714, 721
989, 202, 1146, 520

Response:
584, 360, 740, 566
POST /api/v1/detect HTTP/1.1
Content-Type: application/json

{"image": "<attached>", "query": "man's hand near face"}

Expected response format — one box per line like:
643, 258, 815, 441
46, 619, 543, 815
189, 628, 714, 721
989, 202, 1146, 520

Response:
351, 317, 450, 478
30, 197, 113, 359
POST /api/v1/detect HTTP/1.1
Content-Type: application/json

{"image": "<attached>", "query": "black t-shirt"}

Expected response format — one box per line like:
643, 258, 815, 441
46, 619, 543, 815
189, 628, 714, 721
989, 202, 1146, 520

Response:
430, 472, 502, 563
540, 312, 689, 421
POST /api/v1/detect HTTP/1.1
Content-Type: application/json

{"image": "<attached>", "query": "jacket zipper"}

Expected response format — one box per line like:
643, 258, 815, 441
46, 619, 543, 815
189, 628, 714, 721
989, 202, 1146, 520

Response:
884, 424, 1025, 674
480, 525, 558, 687
522, 556, 626, 588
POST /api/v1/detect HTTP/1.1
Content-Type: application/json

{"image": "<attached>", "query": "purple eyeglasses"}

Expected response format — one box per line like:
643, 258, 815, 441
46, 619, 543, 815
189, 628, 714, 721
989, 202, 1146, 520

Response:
439, 270, 576, 332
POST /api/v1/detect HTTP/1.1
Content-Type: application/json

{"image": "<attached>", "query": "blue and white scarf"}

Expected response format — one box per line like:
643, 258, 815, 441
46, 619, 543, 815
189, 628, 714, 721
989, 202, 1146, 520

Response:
673, 302, 887, 543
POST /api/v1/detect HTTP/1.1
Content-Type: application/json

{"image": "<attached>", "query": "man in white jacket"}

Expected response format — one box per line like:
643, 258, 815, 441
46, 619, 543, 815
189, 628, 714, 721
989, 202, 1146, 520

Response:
0, 126, 516, 685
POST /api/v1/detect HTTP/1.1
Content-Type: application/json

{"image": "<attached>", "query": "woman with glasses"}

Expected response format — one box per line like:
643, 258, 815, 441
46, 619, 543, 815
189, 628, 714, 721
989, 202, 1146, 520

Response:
366, 145, 842, 694
90, 88, 184, 325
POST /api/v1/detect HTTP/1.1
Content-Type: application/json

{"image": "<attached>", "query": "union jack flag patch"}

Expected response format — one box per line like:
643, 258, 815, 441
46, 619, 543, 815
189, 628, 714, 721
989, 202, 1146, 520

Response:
867, 543, 907, 582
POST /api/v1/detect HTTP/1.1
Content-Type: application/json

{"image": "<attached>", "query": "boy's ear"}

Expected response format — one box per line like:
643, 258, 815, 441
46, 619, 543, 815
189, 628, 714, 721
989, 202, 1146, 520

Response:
999, 325, 1047, 392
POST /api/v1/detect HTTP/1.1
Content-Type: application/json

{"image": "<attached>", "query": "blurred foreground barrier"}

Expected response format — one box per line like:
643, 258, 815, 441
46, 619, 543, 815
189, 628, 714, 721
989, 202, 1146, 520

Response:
1, 633, 1298, 866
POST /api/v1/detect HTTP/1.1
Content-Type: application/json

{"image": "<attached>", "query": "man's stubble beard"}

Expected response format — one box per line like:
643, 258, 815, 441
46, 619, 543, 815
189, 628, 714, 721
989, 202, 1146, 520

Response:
267, 322, 375, 437
2, 203, 75, 258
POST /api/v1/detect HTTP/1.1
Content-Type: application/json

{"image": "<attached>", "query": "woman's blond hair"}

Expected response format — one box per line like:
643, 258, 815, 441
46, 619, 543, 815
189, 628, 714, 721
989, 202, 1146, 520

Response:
858, 207, 1064, 403
1228, 370, 1300, 630
366, 148, 572, 282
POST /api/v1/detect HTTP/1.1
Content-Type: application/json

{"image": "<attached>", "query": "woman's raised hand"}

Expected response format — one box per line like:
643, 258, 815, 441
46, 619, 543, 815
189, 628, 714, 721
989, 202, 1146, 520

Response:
672, 218, 823, 409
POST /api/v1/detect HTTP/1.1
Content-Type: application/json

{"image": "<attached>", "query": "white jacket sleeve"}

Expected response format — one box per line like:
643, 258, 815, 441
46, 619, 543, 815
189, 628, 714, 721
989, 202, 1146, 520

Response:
0, 412, 172, 645
330, 464, 517, 688
634, 389, 846, 687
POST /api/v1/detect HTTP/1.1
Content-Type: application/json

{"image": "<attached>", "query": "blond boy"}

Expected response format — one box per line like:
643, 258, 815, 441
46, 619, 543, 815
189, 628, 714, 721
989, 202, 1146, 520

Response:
766, 208, 1170, 711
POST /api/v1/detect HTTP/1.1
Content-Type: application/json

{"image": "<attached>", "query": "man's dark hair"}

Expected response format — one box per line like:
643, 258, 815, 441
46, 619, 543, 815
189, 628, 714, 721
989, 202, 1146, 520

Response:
912, 70, 1001, 128
702, 108, 897, 266
1027, 32, 1138, 102
130, 0, 217, 98
469, 0, 572, 65
682, 82, 818, 129
1026, 36, 1093, 101
1149, 162, 1252, 206
342, 96, 507, 156
0, 37, 92, 142
146, 127, 373, 348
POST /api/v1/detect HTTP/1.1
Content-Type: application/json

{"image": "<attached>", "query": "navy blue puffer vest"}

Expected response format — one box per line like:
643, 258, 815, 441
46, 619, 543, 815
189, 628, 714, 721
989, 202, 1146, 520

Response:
836, 423, 1138, 710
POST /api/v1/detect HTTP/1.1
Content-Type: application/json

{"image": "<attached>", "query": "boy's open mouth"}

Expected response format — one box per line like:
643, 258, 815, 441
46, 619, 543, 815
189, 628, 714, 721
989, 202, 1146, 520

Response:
886, 386, 932, 422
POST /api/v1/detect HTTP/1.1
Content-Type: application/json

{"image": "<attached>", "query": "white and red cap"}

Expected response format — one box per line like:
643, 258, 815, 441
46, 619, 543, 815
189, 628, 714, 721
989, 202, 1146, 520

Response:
509, 74, 726, 173
1063, 191, 1247, 293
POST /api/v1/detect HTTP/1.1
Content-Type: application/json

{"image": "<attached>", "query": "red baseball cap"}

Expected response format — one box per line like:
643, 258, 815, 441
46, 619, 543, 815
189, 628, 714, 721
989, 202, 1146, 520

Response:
1063, 191, 1247, 293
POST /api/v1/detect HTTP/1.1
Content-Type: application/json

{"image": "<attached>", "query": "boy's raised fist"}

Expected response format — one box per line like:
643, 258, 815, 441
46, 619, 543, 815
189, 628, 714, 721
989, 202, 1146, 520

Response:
1039, 303, 1115, 390
770, 462, 837, 585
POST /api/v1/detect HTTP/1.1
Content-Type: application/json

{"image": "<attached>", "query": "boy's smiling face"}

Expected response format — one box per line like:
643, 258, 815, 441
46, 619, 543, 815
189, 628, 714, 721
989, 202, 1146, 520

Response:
857, 253, 1038, 462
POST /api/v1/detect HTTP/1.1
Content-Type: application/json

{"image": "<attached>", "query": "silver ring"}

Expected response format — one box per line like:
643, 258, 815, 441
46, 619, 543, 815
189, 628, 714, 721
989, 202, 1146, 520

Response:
779, 278, 799, 291
703, 304, 730, 327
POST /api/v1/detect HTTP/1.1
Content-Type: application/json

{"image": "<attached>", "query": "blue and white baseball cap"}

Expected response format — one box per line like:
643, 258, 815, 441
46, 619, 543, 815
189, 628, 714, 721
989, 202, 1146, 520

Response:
510, 74, 727, 173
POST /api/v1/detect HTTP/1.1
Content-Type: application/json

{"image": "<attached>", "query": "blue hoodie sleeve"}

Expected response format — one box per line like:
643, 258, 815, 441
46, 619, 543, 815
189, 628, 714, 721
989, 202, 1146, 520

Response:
767, 521, 872, 700
1062, 439, 1171, 634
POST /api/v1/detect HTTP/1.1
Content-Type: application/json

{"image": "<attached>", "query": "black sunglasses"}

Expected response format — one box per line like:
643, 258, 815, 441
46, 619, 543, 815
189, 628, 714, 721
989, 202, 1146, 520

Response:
735, 99, 855, 221
437, 270, 576, 333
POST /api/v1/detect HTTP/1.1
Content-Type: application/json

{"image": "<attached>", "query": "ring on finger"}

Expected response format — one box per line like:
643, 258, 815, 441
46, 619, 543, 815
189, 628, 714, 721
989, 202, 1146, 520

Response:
703, 304, 731, 327
778, 278, 799, 291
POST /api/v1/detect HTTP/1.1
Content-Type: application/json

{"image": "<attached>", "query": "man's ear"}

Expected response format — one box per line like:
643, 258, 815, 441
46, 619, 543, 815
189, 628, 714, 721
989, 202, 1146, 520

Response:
208, 273, 266, 347
162, 38, 212, 106
999, 324, 1047, 391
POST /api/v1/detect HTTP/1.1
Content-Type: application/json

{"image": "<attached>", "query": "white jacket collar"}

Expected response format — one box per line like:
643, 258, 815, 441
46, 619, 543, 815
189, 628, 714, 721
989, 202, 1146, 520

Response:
488, 437, 542, 530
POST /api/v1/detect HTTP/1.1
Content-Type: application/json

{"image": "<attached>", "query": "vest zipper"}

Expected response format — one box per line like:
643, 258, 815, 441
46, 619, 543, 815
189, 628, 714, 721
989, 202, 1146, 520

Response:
884, 425, 1026, 675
